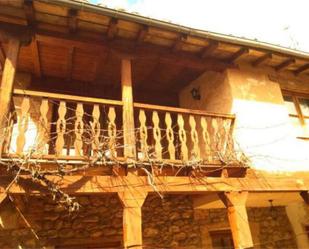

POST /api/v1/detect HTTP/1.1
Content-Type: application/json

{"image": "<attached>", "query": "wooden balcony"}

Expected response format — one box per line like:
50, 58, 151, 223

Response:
0, 89, 246, 177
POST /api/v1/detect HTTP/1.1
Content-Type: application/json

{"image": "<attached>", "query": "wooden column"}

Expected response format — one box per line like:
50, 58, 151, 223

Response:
219, 191, 253, 249
118, 190, 147, 249
0, 38, 20, 154
121, 58, 136, 160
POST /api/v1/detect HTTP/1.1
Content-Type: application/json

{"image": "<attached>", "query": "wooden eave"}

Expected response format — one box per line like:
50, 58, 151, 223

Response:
0, 0, 309, 85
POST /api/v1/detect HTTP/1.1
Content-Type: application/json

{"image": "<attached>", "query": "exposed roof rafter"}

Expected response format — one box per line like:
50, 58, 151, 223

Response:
107, 18, 118, 40
171, 34, 187, 53
24, 0, 35, 26
68, 8, 78, 33
252, 53, 272, 67
201, 40, 218, 59
227, 47, 249, 63
136, 25, 148, 44
30, 39, 41, 78
294, 63, 309, 75
274, 58, 295, 72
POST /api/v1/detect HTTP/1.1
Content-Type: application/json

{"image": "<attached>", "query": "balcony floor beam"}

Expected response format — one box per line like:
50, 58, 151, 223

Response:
0, 175, 308, 194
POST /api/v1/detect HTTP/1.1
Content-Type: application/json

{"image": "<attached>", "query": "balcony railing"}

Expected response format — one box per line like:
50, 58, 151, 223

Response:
1, 89, 239, 169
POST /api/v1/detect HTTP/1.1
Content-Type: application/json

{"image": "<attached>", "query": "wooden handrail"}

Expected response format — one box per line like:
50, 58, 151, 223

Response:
13, 89, 123, 106
134, 102, 235, 119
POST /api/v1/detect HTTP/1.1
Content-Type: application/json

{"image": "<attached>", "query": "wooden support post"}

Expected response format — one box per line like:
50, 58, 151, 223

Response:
0, 38, 20, 155
121, 58, 136, 161
219, 191, 253, 249
118, 190, 147, 249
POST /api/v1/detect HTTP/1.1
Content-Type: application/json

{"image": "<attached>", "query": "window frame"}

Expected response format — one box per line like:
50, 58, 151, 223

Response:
282, 89, 309, 139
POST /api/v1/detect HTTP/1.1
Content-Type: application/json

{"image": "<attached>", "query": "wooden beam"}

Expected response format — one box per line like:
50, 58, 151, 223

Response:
201, 40, 218, 58
118, 190, 147, 249
30, 39, 41, 78
0, 23, 32, 46
107, 18, 118, 40
171, 34, 187, 53
1, 175, 309, 194
227, 47, 249, 63
294, 63, 309, 75
68, 8, 78, 33
0, 38, 20, 155
121, 59, 136, 160
136, 25, 148, 44
275, 58, 295, 72
219, 191, 253, 249
24, 0, 35, 27
66, 47, 74, 81
252, 52, 272, 67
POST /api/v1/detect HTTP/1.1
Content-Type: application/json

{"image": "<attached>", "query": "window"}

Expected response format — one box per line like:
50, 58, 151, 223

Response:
283, 91, 309, 139
210, 230, 234, 249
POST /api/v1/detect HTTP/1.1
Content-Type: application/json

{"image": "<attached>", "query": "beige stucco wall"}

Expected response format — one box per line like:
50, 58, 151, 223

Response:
179, 65, 309, 173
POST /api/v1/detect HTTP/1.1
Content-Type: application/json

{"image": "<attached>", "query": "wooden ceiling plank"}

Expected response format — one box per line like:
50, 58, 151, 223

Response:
35, 33, 106, 53
66, 47, 74, 81
252, 52, 272, 67
294, 63, 309, 75
107, 18, 118, 40
24, 0, 35, 26
35, 32, 231, 72
68, 8, 78, 33
31, 39, 41, 78
274, 58, 295, 72
201, 40, 218, 58
136, 25, 148, 44
95, 49, 109, 82
226, 47, 249, 63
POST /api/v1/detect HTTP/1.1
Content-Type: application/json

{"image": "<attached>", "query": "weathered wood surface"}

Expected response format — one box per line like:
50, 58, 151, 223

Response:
0, 174, 308, 194
0, 38, 20, 155
121, 59, 136, 160
219, 192, 254, 249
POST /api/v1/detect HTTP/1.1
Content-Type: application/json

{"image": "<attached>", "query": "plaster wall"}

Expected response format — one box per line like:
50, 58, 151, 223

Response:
179, 65, 309, 173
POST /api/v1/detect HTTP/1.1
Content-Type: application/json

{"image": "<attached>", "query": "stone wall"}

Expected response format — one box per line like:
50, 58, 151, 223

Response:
143, 195, 202, 249
143, 195, 298, 249
0, 194, 299, 249
0, 195, 123, 249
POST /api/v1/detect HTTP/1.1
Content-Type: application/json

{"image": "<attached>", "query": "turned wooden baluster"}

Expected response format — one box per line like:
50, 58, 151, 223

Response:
211, 118, 219, 161
74, 103, 84, 156
16, 97, 30, 154
189, 115, 200, 160
165, 112, 175, 160
201, 117, 211, 162
55, 101, 67, 155
177, 114, 188, 161
221, 118, 231, 157
108, 106, 117, 159
3, 112, 14, 154
152, 111, 162, 160
37, 99, 49, 154
139, 109, 148, 160
91, 104, 100, 157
